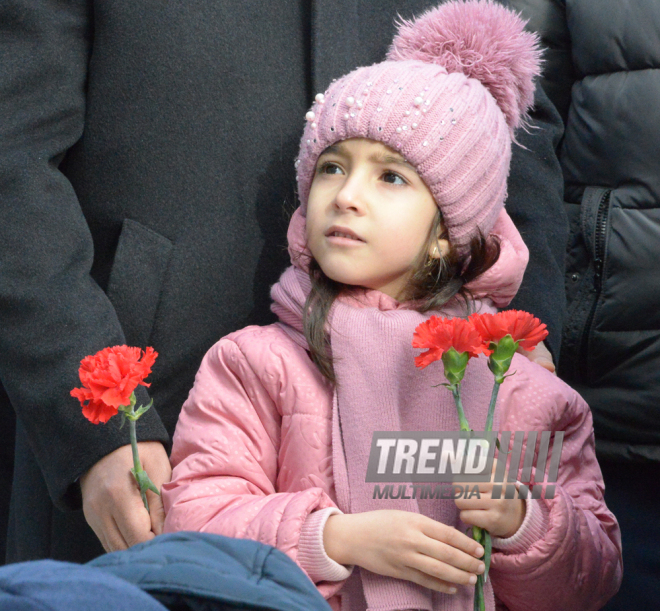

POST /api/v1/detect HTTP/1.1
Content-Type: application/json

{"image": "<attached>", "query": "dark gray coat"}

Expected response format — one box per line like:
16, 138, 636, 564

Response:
512, 0, 660, 463
0, 0, 566, 563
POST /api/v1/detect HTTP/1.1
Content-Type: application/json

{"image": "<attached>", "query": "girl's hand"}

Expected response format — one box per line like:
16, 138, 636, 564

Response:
517, 340, 555, 373
453, 480, 525, 538
323, 510, 485, 594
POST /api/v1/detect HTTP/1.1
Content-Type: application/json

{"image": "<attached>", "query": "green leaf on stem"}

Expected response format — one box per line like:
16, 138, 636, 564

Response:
133, 399, 153, 420
131, 467, 161, 496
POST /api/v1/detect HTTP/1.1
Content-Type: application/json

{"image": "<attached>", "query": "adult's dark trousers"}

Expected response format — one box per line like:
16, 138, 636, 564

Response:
5, 421, 104, 564
600, 461, 660, 610
0, 396, 15, 565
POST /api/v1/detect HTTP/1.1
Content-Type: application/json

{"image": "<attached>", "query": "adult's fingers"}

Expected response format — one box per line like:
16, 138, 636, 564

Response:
81, 443, 166, 551
139, 441, 172, 536
82, 503, 129, 552
148, 489, 165, 536
105, 517, 130, 552
84, 513, 112, 553
112, 490, 155, 548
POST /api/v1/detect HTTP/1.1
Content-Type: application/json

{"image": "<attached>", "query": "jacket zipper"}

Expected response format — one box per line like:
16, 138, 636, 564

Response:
578, 189, 611, 381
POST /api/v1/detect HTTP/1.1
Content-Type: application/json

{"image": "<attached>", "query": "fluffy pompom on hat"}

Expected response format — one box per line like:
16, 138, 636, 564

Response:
293, 0, 541, 251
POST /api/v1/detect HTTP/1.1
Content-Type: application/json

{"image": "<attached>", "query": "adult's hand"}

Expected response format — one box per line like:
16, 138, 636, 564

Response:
517, 341, 555, 373
80, 441, 172, 552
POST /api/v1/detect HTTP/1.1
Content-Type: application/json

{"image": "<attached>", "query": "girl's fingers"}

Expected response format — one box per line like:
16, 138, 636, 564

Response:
459, 509, 487, 529
421, 520, 484, 557
402, 564, 462, 594
407, 555, 478, 591
453, 494, 493, 511
417, 536, 485, 575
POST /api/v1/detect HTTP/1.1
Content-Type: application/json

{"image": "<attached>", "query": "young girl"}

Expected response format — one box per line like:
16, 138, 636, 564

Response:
162, 2, 622, 610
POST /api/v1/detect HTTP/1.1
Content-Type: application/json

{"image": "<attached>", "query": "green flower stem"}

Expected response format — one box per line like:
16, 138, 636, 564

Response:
480, 380, 500, 588
474, 574, 485, 611
484, 380, 501, 433
129, 416, 149, 512
450, 384, 471, 432
483, 530, 492, 583
120, 393, 158, 513
471, 526, 487, 610
441, 354, 489, 608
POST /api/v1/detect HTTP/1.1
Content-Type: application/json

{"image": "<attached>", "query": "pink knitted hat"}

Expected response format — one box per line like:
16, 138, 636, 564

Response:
293, 0, 541, 251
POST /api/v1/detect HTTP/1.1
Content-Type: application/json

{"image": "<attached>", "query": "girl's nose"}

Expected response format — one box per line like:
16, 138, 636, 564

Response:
333, 173, 365, 214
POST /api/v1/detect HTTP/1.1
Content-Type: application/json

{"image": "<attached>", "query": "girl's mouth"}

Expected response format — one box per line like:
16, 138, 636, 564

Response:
330, 231, 362, 241
325, 226, 365, 242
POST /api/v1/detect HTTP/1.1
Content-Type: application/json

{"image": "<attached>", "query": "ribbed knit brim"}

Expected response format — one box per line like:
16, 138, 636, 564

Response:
294, 59, 511, 250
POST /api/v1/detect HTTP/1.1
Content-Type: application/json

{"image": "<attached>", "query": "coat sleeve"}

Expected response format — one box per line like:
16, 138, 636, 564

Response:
506, 83, 568, 361
0, 0, 168, 511
490, 363, 623, 611
162, 337, 347, 598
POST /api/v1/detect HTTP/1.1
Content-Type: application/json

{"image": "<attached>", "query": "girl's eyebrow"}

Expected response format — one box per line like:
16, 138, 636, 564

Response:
375, 154, 416, 171
318, 144, 416, 172
319, 144, 342, 156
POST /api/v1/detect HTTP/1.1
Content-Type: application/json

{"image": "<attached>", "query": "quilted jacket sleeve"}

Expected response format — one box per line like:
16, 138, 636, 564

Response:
489, 359, 623, 611
162, 330, 347, 599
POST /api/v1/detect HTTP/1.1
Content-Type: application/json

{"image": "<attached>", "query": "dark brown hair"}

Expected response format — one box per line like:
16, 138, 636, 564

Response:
302, 211, 501, 383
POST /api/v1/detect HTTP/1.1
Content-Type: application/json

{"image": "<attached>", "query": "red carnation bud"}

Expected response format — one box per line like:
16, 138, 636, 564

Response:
413, 316, 485, 369
470, 310, 548, 353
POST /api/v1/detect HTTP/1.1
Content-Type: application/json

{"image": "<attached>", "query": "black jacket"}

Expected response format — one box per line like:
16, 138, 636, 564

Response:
512, 0, 660, 463
0, 0, 567, 563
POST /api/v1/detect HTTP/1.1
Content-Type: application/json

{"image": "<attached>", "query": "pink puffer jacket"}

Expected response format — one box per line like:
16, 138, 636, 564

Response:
162, 323, 622, 611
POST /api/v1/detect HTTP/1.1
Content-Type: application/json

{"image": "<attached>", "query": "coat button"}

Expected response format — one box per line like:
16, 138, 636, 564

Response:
571, 273, 580, 281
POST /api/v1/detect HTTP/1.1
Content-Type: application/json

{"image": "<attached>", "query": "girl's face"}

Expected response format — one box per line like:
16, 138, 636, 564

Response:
306, 138, 447, 301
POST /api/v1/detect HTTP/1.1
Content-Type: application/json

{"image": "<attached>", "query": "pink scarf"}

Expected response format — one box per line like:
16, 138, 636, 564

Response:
270, 208, 528, 611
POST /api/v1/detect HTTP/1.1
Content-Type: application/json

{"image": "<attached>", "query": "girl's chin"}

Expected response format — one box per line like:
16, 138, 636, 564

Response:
318, 269, 403, 297
319, 268, 368, 288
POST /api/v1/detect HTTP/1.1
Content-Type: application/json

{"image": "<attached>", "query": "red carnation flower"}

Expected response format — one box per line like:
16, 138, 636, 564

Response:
71, 346, 158, 424
470, 310, 548, 352
413, 316, 484, 369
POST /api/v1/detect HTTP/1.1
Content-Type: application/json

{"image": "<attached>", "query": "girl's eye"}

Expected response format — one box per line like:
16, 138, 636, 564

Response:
317, 161, 343, 175
382, 171, 407, 186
